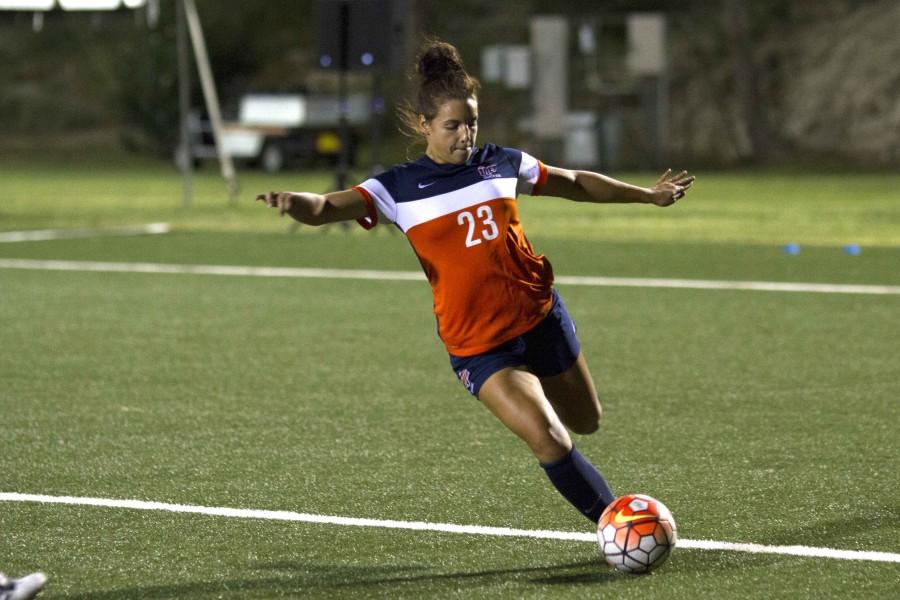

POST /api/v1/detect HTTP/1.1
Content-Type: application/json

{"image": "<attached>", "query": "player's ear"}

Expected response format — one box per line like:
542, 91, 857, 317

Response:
418, 114, 430, 135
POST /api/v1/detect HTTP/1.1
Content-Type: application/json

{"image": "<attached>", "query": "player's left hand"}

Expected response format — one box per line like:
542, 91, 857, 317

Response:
256, 191, 297, 216
649, 169, 695, 207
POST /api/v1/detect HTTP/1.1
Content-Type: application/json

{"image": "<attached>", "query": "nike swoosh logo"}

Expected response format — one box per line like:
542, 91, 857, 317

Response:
418, 181, 436, 189
613, 511, 655, 525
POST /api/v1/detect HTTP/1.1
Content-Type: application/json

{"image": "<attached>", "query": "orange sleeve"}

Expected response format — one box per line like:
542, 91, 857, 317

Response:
353, 185, 378, 230
531, 161, 549, 196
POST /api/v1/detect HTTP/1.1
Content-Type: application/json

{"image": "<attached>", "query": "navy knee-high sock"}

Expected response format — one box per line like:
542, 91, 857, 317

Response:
540, 446, 615, 523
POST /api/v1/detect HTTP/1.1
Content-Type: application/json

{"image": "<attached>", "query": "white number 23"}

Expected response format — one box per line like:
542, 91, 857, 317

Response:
457, 205, 499, 248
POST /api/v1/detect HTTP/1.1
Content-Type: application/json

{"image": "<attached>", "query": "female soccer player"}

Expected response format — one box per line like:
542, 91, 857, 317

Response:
257, 40, 694, 523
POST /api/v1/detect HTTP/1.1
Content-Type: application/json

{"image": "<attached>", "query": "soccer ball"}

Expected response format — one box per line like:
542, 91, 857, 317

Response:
597, 494, 677, 574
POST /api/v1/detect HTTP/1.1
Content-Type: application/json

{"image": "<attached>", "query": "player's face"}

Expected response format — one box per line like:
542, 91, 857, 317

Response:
421, 96, 479, 165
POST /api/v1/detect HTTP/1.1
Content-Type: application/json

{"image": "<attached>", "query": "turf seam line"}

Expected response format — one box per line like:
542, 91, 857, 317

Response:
0, 223, 170, 243
2, 492, 898, 564
1, 258, 898, 295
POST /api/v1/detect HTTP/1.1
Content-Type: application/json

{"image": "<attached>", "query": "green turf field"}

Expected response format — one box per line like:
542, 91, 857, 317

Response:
1, 163, 898, 598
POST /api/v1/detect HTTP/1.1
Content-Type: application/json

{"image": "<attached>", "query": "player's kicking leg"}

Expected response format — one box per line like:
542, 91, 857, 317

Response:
540, 352, 603, 435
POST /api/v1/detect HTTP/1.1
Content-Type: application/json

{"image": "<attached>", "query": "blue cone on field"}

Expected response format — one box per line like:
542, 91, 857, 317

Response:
783, 243, 801, 255
842, 244, 861, 255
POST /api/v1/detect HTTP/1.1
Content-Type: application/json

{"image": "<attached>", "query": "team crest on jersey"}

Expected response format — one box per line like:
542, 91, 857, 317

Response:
477, 163, 501, 180
457, 369, 475, 394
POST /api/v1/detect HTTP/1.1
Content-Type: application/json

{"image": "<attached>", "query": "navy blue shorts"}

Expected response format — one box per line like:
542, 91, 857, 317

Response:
449, 289, 581, 397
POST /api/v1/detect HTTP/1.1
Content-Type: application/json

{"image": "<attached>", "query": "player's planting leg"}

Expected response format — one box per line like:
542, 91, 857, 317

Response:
478, 366, 614, 523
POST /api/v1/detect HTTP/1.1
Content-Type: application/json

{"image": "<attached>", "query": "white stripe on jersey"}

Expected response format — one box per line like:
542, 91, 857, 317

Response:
363, 177, 519, 233
396, 177, 517, 232
357, 177, 398, 223
517, 151, 542, 194
358, 148, 542, 232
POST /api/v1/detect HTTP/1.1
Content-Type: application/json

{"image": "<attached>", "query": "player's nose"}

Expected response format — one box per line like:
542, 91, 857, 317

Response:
460, 124, 474, 144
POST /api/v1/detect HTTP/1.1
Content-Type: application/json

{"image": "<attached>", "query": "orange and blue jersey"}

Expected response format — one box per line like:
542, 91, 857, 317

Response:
354, 144, 552, 356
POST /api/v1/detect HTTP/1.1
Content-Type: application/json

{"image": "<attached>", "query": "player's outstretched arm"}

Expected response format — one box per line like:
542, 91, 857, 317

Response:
540, 166, 695, 207
256, 188, 369, 225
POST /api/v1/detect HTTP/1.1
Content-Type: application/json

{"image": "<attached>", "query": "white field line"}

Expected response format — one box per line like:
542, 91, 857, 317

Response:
0, 259, 424, 282
0, 223, 170, 243
0, 258, 899, 296
1, 493, 898, 564
554, 275, 900, 296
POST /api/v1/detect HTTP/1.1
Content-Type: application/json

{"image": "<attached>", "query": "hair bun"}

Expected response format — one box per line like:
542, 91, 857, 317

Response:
418, 41, 466, 81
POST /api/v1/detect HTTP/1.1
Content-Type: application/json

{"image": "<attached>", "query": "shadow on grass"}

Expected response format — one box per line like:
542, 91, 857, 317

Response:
64, 559, 617, 599
764, 504, 900, 549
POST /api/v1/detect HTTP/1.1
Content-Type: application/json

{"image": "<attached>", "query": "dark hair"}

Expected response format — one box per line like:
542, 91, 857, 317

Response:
397, 39, 481, 140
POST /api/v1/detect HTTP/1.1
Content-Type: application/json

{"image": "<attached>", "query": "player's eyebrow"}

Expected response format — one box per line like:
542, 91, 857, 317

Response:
442, 117, 477, 126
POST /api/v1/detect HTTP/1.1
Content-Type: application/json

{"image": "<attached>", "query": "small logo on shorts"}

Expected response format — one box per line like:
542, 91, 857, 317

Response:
457, 369, 475, 394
